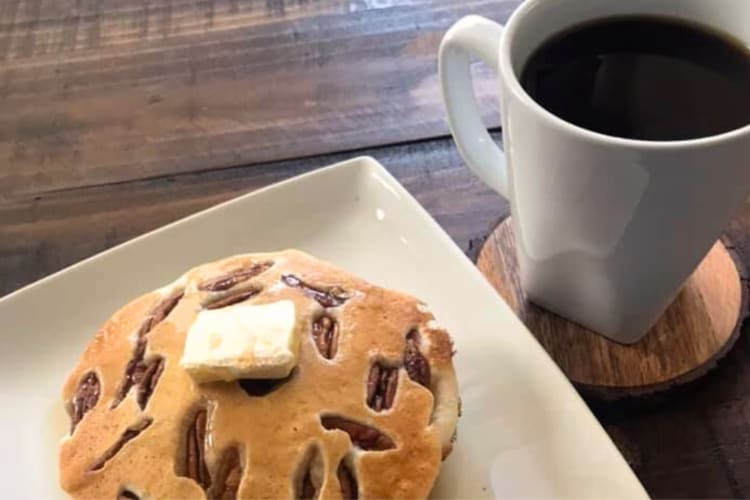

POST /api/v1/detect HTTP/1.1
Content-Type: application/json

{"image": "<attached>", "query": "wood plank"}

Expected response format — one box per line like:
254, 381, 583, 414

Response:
593, 326, 750, 499
477, 217, 748, 397
0, 134, 507, 295
0, 0, 517, 197
2, 138, 750, 497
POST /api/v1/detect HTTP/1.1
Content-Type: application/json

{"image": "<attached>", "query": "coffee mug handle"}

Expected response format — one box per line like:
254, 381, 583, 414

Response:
439, 15, 507, 198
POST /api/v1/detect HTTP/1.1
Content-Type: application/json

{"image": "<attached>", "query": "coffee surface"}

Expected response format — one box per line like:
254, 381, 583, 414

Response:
520, 16, 750, 141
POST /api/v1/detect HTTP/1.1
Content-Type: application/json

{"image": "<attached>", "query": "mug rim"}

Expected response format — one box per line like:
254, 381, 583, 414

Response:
498, 0, 750, 150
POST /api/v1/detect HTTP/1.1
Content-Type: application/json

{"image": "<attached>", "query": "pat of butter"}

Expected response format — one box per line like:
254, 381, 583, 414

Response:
180, 300, 299, 382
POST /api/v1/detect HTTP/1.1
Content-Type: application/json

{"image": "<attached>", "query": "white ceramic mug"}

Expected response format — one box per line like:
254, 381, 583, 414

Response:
439, 0, 750, 343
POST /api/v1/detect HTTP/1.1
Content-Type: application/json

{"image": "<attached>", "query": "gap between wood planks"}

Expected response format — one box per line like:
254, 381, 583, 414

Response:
8, 130, 497, 200
0, 131, 508, 296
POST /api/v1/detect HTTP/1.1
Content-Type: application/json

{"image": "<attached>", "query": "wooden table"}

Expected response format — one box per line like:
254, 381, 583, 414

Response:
2, 1, 749, 497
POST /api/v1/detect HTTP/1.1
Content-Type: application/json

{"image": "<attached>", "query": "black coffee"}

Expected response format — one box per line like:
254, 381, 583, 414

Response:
520, 16, 750, 140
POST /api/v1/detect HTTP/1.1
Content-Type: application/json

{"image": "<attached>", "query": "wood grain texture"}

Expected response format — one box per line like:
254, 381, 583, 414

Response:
0, 134, 506, 296
477, 216, 749, 397
0, 0, 516, 197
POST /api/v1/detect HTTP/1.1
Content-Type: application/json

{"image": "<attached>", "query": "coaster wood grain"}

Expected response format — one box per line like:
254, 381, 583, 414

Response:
475, 216, 749, 399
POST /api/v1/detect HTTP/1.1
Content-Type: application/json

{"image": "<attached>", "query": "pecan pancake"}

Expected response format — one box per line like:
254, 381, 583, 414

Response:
59, 250, 460, 499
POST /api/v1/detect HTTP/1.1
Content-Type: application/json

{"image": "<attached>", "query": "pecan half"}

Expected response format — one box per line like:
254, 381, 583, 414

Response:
204, 289, 259, 310
320, 416, 395, 451
149, 289, 184, 328
210, 447, 242, 500
312, 315, 339, 359
70, 372, 100, 432
112, 290, 183, 407
281, 275, 349, 307
91, 418, 152, 471
403, 330, 430, 388
300, 469, 316, 500
112, 345, 147, 408
238, 369, 295, 397
337, 461, 358, 500
366, 363, 398, 411
295, 445, 323, 500
182, 408, 211, 490
117, 489, 139, 500
136, 357, 164, 409
199, 261, 273, 292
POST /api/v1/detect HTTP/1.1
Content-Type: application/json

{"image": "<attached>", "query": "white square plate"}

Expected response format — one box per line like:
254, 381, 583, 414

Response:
0, 157, 646, 499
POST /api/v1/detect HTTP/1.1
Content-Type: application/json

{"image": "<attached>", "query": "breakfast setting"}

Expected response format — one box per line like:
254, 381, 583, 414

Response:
1, 0, 749, 498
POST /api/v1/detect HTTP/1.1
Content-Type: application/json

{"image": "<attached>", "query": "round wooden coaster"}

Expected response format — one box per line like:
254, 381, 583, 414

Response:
476, 216, 749, 399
